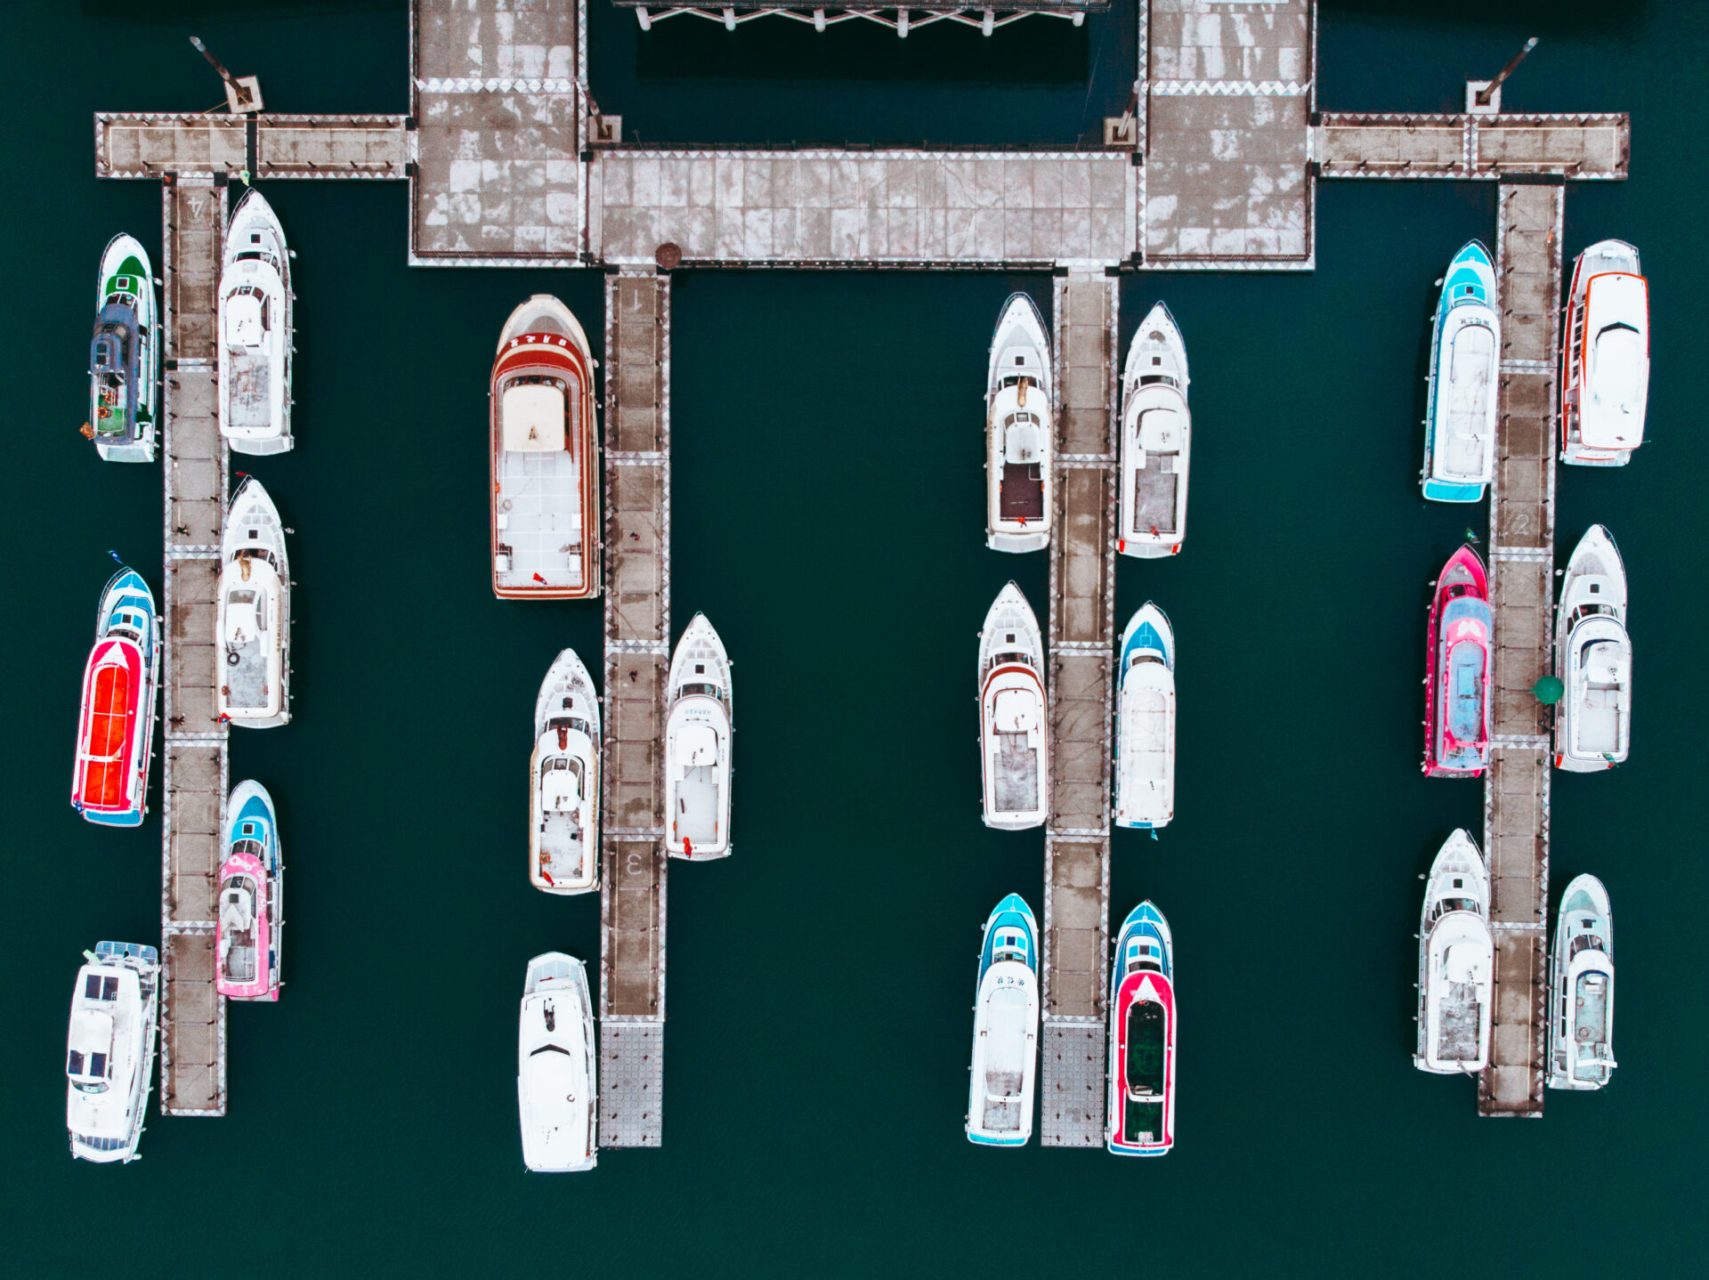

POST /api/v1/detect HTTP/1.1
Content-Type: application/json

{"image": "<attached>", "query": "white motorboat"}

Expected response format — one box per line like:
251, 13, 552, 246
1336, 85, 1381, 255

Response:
977, 582, 1049, 829
985, 293, 1053, 553
1554, 525, 1631, 772
1119, 302, 1191, 556
665, 613, 733, 860
531, 649, 600, 894
517, 952, 597, 1172
65, 942, 159, 1164
218, 189, 293, 455
966, 894, 1039, 1147
217, 477, 291, 728
1560, 240, 1648, 466
1413, 829, 1494, 1075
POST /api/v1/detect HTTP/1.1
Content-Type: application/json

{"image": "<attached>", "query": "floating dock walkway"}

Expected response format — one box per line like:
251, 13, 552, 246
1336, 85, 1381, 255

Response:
1477, 183, 1564, 1118
158, 177, 229, 1117
95, 0, 1628, 1137
1040, 272, 1118, 1147
599, 270, 673, 1147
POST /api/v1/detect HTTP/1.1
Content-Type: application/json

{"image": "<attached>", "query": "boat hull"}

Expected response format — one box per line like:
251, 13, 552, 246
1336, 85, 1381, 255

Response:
966, 894, 1039, 1146
491, 296, 601, 600
985, 293, 1053, 553
1423, 545, 1491, 778
666, 614, 733, 859
1421, 241, 1499, 503
71, 569, 160, 827
518, 953, 597, 1171
1106, 902, 1175, 1156
531, 649, 601, 894
1119, 302, 1191, 557
89, 234, 159, 463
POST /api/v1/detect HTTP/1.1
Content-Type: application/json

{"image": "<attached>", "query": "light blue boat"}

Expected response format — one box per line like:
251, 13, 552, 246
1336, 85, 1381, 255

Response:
1113, 603, 1175, 830
1422, 240, 1500, 503
966, 893, 1039, 1147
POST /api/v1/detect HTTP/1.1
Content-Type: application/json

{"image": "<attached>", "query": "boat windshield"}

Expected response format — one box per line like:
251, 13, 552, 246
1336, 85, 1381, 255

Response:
66, 1050, 111, 1093
677, 682, 723, 700
529, 1044, 572, 1059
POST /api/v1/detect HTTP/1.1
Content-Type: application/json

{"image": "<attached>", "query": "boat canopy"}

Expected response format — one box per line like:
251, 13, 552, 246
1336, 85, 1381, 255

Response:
503, 383, 566, 452
677, 721, 720, 767
1136, 403, 1183, 455
1581, 275, 1649, 449
225, 291, 269, 348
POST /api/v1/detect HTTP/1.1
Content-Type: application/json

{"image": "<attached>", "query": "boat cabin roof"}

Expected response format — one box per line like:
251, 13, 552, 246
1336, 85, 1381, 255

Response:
503, 382, 566, 452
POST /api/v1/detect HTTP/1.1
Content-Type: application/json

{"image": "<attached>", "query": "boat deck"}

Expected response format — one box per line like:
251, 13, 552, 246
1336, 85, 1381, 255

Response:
1040, 273, 1117, 1147
600, 270, 672, 1148
160, 178, 230, 1116
993, 738, 1041, 814
1478, 182, 1563, 1119
998, 464, 1045, 521
1130, 465, 1178, 535
495, 449, 588, 590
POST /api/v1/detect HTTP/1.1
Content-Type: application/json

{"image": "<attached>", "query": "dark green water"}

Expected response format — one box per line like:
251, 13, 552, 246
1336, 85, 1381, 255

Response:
3, 2, 1705, 1274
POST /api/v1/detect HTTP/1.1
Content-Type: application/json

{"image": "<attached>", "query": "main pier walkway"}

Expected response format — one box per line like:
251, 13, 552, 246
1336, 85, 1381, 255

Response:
94, 0, 1628, 1136
1477, 183, 1564, 1118
1041, 272, 1118, 1146
159, 177, 229, 1116
599, 270, 673, 1147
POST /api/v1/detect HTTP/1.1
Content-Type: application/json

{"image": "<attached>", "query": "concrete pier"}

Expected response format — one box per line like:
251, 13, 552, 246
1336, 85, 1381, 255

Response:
599, 270, 673, 1147
158, 178, 229, 1117
1315, 114, 1627, 180
1478, 182, 1563, 1119
1040, 272, 1118, 1147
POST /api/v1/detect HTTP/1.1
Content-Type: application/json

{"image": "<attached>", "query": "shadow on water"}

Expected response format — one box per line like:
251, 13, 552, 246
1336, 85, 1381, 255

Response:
1325, 0, 1648, 36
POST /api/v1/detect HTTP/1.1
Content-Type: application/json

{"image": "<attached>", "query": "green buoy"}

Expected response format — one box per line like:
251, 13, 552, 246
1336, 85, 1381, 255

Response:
1533, 675, 1564, 705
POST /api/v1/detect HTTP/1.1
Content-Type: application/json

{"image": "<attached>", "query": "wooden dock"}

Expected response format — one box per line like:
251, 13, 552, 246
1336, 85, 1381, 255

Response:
158, 177, 230, 1117
598, 270, 673, 1147
1478, 182, 1564, 1118
1315, 113, 1628, 181
1040, 271, 1118, 1147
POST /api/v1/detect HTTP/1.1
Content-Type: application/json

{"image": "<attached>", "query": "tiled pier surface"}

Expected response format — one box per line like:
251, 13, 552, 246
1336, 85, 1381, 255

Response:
1316, 113, 1628, 180
1141, 0, 1315, 267
159, 178, 229, 1116
409, 0, 587, 263
1479, 183, 1563, 1119
599, 271, 672, 1148
590, 150, 1136, 267
1040, 273, 1118, 1147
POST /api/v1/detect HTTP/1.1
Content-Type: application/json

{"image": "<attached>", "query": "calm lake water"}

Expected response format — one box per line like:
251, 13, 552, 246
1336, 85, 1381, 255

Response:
2, 1, 1704, 1273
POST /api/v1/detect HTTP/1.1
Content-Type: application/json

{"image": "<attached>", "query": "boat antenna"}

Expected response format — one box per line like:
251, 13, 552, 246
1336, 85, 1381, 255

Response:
189, 36, 265, 115
1474, 37, 1539, 109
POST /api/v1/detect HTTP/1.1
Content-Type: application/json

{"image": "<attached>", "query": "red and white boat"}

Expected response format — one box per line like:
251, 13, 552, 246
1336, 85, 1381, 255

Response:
977, 582, 1049, 830
1106, 901, 1175, 1157
490, 295, 600, 600
1561, 240, 1648, 467
1424, 545, 1492, 778
70, 568, 160, 828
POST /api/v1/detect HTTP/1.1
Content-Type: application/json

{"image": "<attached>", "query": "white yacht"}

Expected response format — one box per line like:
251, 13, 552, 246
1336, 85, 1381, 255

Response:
665, 613, 733, 860
966, 894, 1039, 1147
1554, 525, 1631, 772
531, 649, 600, 894
985, 293, 1053, 553
1413, 829, 1494, 1075
1561, 240, 1648, 466
1119, 302, 1191, 557
1114, 603, 1176, 831
65, 942, 159, 1164
218, 189, 293, 455
217, 477, 291, 727
517, 952, 597, 1172
978, 582, 1049, 830
1548, 874, 1617, 1091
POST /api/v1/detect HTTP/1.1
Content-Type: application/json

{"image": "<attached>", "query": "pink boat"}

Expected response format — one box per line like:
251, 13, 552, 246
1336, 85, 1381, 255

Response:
216, 780, 283, 1001
1424, 545, 1493, 778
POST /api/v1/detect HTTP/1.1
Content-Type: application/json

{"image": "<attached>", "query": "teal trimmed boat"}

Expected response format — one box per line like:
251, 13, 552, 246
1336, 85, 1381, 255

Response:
1421, 240, 1498, 503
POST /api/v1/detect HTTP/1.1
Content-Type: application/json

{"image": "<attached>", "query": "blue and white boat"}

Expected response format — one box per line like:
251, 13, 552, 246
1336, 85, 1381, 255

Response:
966, 893, 1039, 1147
1107, 901, 1176, 1156
1114, 603, 1176, 831
1547, 874, 1616, 1091
1422, 241, 1500, 503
